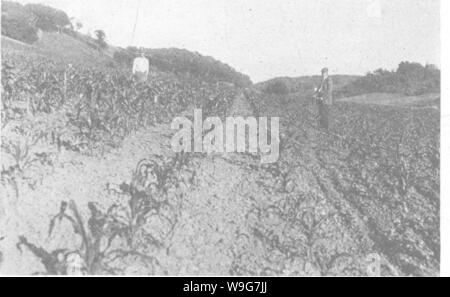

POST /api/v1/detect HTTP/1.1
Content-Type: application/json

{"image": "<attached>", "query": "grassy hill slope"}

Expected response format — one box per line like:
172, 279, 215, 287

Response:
2, 33, 116, 68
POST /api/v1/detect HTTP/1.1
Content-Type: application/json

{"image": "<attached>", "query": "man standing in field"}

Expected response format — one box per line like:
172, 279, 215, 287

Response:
315, 67, 333, 130
132, 52, 150, 83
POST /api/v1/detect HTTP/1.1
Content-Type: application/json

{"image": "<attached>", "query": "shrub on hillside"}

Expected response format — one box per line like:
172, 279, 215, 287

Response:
397, 62, 440, 95
94, 29, 108, 49
342, 62, 440, 97
1, 1, 39, 43
1, 14, 39, 43
24, 3, 71, 32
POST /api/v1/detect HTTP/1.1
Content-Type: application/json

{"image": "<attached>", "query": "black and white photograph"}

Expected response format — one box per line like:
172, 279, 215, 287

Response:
0, 0, 446, 280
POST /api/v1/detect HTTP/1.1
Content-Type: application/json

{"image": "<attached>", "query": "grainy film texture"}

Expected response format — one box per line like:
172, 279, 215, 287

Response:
0, 0, 440, 276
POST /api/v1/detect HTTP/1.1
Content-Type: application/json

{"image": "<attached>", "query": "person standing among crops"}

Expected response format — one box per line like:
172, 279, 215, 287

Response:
132, 52, 150, 83
315, 67, 333, 130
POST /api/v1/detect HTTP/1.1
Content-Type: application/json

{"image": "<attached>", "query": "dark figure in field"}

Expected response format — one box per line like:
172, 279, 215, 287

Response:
315, 68, 333, 130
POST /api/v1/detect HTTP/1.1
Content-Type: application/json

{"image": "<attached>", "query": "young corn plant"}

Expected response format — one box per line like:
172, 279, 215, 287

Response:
117, 153, 198, 249
18, 200, 154, 275
1, 128, 49, 201
1, 133, 45, 172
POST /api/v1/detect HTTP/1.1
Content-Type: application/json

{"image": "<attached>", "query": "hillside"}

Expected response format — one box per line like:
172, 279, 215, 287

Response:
1, 33, 116, 67
1, 1, 251, 85
1, 32, 252, 86
114, 47, 252, 87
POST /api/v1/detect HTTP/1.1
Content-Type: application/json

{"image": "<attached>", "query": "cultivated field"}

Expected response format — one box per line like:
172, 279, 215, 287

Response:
0, 50, 440, 276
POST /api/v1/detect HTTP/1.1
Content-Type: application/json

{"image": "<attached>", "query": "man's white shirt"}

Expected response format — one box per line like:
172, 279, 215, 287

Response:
133, 57, 150, 74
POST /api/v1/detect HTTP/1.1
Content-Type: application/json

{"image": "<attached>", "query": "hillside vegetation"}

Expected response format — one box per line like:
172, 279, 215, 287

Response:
340, 62, 440, 98
2, 1, 252, 86
114, 47, 252, 87
1, 1, 71, 43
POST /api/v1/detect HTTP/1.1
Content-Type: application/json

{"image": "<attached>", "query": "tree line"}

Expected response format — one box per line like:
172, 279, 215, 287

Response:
340, 62, 440, 97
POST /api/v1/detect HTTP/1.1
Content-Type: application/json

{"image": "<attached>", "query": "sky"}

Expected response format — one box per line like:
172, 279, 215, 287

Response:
14, 0, 440, 82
